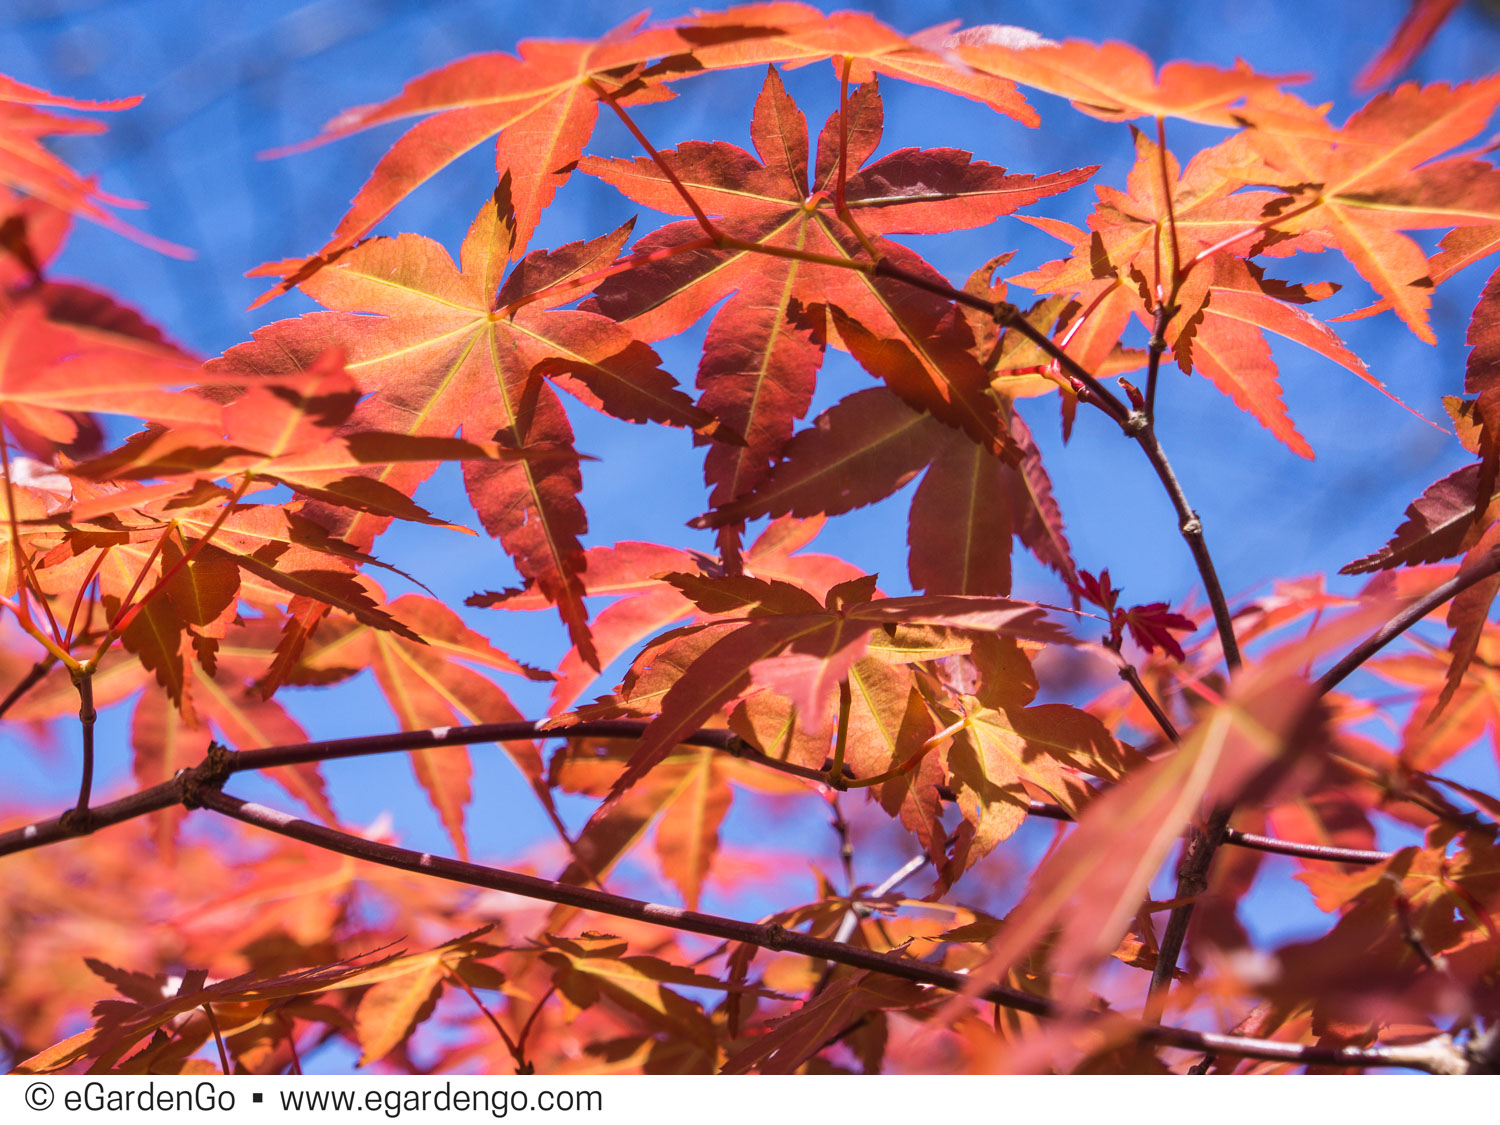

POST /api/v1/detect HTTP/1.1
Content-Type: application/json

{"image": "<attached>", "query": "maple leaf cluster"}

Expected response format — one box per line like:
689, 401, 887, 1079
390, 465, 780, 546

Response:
2, 1, 1500, 1077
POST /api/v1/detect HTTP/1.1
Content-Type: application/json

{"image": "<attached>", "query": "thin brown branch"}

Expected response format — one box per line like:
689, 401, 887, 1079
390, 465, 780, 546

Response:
0, 720, 797, 857
202, 1004, 231, 1075
830, 794, 856, 895
1219, 830, 1389, 866
1144, 302, 1171, 423
1116, 657, 1181, 744
0, 720, 1397, 869
1136, 412, 1244, 1018
589, 79, 722, 241
1316, 548, 1500, 696
203, 786, 1049, 1010
1147, 805, 1232, 1019
198, 787, 1464, 1074
0, 656, 53, 719
1131, 422, 1241, 671
71, 670, 96, 818
448, 969, 528, 1074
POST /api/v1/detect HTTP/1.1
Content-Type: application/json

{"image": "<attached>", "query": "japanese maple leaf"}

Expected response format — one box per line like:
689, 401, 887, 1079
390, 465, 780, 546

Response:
0, 297, 205, 456
721, 972, 933, 1074
249, 13, 702, 300
1375, 624, 1500, 773
973, 635, 1333, 999
252, 6, 1044, 304
923, 635, 1138, 885
1016, 132, 1393, 456
948, 29, 1302, 126
0, 184, 70, 286
1358, 0, 1462, 91
471, 515, 861, 714
1075, 567, 1196, 661
604, 570, 1075, 799
1330, 289, 1500, 652
667, 4, 1037, 122
1338, 224, 1500, 327
584, 67, 1092, 557
15, 942, 428, 1074
76, 348, 570, 532
0, 72, 186, 256
695, 386, 1077, 595
1240, 79, 1500, 343
210, 180, 713, 666
1342, 355, 1500, 710
1468, 266, 1500, 397
1342, 463, 1500, 577
549, 731, 806, 911
288, 593, 555, 861
38, 474, 423, 716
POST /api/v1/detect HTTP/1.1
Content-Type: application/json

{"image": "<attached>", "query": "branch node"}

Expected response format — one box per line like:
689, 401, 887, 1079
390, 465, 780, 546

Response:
179, 741, 235, 810
57, 806, 94, 835
1180, 515, 1203, 537
1123, 410, 1150, 436
758, 923, 790, 951
991, 299, 1021, 324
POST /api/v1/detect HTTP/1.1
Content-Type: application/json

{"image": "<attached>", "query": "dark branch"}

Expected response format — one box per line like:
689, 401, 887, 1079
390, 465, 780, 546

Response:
0, 657, 52, 720
199, 788, 1462, 1074
1316, 548, 1500, 696
0, 721, 1394, 868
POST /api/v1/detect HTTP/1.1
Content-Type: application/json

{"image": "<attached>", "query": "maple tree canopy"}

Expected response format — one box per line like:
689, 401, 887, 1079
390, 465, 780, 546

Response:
2, 0, 1500, 1078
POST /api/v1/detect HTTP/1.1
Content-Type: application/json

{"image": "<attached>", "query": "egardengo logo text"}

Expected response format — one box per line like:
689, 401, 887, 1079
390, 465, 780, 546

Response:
17, 1080, 238, 1113
68, 1081, 235, 1112
279, 1083, 602, 1118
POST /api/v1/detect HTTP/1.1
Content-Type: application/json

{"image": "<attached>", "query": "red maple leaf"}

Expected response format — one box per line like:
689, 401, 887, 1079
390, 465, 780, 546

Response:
584, 67, 1092, 558
210, 180, 714, 666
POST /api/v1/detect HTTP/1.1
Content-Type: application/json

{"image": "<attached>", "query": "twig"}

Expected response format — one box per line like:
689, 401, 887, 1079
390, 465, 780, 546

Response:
814, 852, 929, 997
1145, 303, 1171, 424
202, 1004, 231, 1075
0, 720, 1402, 868
203, 786, 1047, 1011
1114, 655, 1181, 745
71, 669, 96, 818
0, 720, 797, 857
1131, 412, 1243, 1016
830, 794, 856, 896
448, 969, 529, 1074
0, 656, 53, 719
1130, 422, 1241, 671
1147, 804, 1232, 1019
828, 680, 854, 787
1316, 548, 1500, 696
1219, 830, 1389, 866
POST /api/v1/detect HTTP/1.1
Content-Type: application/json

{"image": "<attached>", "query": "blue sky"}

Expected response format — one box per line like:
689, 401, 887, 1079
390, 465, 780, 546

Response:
4, 0, 1499, 945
